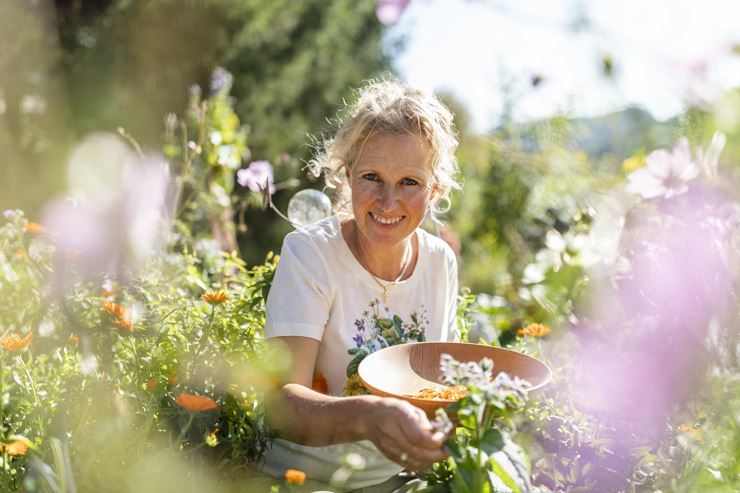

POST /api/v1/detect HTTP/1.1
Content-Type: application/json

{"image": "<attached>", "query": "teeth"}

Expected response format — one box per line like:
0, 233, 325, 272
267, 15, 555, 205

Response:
371, 212, 403, 225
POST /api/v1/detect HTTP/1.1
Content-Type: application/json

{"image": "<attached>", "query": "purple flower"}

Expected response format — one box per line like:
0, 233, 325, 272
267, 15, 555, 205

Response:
352, 334, 364, 348
209, 67, 233, 95
354, 319, 365, 332
626, 138, 699, 200
375, 0, 410, 26
237, 160, 275, 194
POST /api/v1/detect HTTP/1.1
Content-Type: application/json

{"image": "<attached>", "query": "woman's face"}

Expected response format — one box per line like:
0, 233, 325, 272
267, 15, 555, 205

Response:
349, 132, 437, 250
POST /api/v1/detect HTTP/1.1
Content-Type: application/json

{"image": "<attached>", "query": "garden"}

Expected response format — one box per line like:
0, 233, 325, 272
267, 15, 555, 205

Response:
1, 1, 739, 492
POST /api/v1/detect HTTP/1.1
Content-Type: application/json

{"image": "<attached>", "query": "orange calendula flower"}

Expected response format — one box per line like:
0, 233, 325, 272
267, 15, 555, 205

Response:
25, 222, 47, 234
101, 301, 133, 333
167, 374, 178, 385
100, 289, 117, 298
68, 334, 79, 347
518, 323, 552, 338
312, 372, 329, 394
176, 393, 217, 412
285, 469, 306, 485
146, 379, 159, 392
2, 440, 28, 456
1, 332, 34, 352
678, 424, 703, 443
14, 249, 27, 258
201, 290, 228, 305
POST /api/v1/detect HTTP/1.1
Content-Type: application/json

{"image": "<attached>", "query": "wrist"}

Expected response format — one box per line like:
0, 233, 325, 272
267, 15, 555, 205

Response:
347, 395, 382, 441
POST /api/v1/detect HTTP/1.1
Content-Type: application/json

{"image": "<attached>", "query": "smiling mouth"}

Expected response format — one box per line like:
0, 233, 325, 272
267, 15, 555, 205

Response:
369, 211, 404, 225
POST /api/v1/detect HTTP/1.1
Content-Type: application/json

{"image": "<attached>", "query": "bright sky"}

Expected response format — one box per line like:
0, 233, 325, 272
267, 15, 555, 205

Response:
388, 0, 740, 132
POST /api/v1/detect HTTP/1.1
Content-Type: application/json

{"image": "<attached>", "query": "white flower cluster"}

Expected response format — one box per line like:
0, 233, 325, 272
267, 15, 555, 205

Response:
440, 353, 494, 387
440, 353, 532, 404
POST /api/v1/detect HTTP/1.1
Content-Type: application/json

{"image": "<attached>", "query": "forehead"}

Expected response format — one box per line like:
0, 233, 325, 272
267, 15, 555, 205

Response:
354, 132, 433, 175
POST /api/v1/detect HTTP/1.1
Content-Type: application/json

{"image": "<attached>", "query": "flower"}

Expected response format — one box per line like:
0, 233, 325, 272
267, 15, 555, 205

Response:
518, 323, 552, 338
237, 160, 275, 194
343, 374, 368, 396
375, 0, 410, 25
2, 440, 28, 456
678, 423, 703, 443
440, 354, 493, 387
68, 334, 79, 347
1, 332, 33, 351
205, 429, 219, 447
201, 290, 228, 305
176, 393, 217, 412
626, 138, 699, 199
285, 469, 306, 485
101, 301, 133, 333
146, 379, 158, 392
352, 333, 364, 348
312, 372, 329, 394
25, 222, 47, 234
167, 373, 178, 385
79, 354, 99, 375
209, 66, 233, 95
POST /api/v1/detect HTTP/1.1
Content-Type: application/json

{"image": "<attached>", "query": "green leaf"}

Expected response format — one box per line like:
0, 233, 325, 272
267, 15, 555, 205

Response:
480, 428, 505, 455
346, 351, 368, 378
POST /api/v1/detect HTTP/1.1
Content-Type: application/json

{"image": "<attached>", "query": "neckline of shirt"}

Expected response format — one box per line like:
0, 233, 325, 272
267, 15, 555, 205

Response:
331, 215, 427, 292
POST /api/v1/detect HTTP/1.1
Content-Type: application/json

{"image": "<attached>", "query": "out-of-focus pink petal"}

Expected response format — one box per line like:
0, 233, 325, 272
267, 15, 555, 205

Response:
645, 149, 672, 179
626, 167, 666, 199
376, 0, 411, 26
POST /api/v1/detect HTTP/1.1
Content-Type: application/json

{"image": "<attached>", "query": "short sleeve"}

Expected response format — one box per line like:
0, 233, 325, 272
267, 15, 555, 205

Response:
446, 249, 460, 342
264, 233, 333, 341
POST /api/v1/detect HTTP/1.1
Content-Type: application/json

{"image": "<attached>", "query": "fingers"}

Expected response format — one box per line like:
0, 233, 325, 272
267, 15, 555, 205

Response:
370, 398, 449, 470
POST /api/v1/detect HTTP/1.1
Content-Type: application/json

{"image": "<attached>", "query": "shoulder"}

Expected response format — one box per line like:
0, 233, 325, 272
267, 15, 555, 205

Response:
282, 215, 343, 257
417, 227, 456, 267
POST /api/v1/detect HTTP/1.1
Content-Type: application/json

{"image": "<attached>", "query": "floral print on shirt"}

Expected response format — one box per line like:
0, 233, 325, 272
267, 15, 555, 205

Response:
343, 299, 429, 396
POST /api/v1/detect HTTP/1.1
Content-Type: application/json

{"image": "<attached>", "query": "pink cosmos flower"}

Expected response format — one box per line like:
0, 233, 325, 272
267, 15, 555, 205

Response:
376, 0, 411, 26
626, 138, 699, 200
237, 160, 275, 194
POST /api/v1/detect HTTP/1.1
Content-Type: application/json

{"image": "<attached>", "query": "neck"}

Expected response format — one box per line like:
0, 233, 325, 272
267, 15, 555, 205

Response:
351, 220, 413, 282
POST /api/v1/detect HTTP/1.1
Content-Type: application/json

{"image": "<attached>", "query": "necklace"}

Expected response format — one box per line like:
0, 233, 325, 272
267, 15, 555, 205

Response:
352, 222, 412, 304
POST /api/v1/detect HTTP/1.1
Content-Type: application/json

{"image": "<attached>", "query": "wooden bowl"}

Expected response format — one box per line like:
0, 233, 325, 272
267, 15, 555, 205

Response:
358, 342, 552, 417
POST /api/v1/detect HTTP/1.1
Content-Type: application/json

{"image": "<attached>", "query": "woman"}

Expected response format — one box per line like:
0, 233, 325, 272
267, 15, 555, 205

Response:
261, 80, 461, 491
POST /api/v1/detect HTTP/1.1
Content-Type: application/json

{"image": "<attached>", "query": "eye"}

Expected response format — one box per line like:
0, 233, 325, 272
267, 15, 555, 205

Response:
362, 173, 379, 182
401, 177, 419, 186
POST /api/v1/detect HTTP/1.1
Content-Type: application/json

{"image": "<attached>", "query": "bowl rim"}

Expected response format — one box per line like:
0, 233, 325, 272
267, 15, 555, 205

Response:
358, 341, 553, 404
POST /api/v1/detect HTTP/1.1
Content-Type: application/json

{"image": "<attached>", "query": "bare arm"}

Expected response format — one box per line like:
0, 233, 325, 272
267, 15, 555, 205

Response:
265, 336, 448, 470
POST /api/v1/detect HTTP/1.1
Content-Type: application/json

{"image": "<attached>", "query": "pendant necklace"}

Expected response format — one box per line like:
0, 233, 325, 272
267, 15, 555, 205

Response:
353, 223, 412, 304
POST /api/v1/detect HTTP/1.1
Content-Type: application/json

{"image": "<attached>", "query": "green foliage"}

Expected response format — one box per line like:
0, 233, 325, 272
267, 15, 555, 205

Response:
0, 210, 282, 492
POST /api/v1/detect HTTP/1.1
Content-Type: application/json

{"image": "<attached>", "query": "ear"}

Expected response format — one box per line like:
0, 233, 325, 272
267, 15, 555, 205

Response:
429, 182, 441, 200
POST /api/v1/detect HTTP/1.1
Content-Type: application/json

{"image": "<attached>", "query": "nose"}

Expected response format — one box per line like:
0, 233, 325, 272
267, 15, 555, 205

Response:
377, 184, 398, 211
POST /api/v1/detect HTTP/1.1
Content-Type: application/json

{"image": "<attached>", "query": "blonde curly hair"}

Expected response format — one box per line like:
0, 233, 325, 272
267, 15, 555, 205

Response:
308, 79, 461, 219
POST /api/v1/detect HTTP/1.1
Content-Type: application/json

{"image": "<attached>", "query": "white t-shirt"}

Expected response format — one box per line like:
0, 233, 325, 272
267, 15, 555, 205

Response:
261, 215, 458, 490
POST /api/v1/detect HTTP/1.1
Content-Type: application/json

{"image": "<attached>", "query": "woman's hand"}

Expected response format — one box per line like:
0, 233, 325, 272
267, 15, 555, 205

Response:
364, 396, 448, 471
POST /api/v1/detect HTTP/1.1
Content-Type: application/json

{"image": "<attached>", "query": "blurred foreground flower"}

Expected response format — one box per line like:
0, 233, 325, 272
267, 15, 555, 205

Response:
626, 138, 698, 199
1, 440, 28, 456
176, 393, 217, 412
1, 332, 33, 351
518, 323, 551, 338
42, 132, 178, 288
285, 468, 306, 485
200, 290, 228, 305
24, 222, 47, 234
376, 0, 410, 25
101, 301, 134, 333
237, 160, 275, 194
